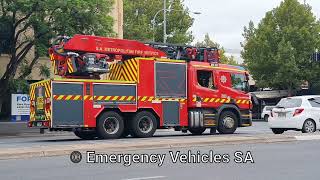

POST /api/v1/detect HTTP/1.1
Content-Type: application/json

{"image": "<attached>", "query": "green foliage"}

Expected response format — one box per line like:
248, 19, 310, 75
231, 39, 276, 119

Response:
0, 0, 115, 115
241, 0, 320, 93
195, 33, 239, 65
124, 0, 194, 44
8, 79, 29, 94
39, 64, 50, 79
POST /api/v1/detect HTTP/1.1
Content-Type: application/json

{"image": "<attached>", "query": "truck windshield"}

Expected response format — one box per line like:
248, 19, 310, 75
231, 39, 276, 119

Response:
231, 73, 248, 92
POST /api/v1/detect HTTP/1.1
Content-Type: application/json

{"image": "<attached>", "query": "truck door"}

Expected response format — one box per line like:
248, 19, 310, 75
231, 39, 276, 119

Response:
192, 69, 219, 107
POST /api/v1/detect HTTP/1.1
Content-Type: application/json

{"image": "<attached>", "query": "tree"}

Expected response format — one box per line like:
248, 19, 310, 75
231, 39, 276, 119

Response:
124, 0, 194, 44
241, 0, 320, 95
0, 0, 114, 115
195, 33, 239, 65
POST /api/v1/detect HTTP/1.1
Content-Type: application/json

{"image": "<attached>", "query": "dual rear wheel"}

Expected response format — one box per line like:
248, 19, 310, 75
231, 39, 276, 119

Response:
94, 111, 157, 139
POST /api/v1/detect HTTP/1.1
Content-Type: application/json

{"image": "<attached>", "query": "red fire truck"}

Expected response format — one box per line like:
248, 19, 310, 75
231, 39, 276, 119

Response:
28, 35, 252, 139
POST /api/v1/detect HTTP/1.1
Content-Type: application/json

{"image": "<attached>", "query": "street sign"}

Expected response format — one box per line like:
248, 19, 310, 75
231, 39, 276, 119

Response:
11, 94, 30, 122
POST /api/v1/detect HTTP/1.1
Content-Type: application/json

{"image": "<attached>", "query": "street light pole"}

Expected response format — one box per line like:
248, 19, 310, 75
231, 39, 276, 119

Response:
151, 3, 200, 43
163, 0, 167, 43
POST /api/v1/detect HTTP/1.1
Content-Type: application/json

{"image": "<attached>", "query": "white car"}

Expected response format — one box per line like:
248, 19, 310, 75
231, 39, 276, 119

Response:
261, 106, 275, 121
268, 95, 320, 134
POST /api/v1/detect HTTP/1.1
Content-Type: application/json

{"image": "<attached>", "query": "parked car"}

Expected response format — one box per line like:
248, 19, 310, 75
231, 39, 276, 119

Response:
268, 95, 320, 134
261, 106, 275, 121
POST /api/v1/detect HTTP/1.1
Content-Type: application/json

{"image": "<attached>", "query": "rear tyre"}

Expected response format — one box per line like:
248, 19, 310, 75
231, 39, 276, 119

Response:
74, 130, 98, 140
302, 119, 316, 133
217, 111, 238, 134
264, 115, 269, 122
189, 128, 206, 135
96, 111, 124, 139
130, 111, 157, 138
271, 128, 285, 134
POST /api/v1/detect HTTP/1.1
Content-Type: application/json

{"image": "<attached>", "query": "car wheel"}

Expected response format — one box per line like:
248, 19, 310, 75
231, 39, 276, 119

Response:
96, 111, 124, 139
217, 111, 238, 134
74, 130, 98, 140
130, 111, 157, 138
271, 128, 285, 134
264, 115, 269, 121
302, 119, 316, 133
189, 128, 206, 135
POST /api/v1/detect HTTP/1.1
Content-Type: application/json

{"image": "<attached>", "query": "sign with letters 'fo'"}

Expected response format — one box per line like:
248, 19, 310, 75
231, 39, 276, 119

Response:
11, 94, 30, 122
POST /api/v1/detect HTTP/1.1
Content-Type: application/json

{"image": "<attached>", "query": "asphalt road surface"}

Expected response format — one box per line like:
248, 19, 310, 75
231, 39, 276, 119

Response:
0, 121, 309, 150
0, 121, 274, 149
0, 139, 319, 180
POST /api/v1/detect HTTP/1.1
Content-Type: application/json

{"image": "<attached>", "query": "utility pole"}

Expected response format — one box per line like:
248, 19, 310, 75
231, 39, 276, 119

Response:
163, 0, 167, 43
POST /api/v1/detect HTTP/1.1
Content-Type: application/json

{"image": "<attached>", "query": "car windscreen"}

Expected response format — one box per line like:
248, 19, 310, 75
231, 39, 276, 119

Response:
276, 98, 302, 108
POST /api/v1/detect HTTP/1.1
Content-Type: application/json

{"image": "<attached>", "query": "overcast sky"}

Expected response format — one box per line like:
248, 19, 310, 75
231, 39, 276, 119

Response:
183, 0, 320, 61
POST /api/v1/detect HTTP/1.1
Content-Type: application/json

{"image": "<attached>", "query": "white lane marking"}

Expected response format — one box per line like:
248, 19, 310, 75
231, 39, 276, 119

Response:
295, 135, 320, 141
123, 176, 166, 180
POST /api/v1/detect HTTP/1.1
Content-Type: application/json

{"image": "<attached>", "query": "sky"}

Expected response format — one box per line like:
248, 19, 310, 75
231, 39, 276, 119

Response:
183, 0, 320, 62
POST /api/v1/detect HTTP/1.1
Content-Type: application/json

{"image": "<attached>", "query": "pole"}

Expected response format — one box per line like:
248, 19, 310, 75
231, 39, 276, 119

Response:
163, 0, 167, 43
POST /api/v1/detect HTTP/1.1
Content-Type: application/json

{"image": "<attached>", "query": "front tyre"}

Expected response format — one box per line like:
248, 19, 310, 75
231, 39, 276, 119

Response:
217, 111, 238, 134
96, 111, 124, 139
302, 119, 316, 133
130, 111, 157, 138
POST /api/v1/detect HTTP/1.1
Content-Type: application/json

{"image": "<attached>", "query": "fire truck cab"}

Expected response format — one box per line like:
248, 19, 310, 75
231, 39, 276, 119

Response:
28, 35, 252, 139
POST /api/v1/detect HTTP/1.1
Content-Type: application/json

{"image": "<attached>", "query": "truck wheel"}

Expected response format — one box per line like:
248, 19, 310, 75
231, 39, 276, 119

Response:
302, 119, 316, 133
74, 130, 98, 140
96, 111, 124, 139
189, 128, 206, 135
217, 111, 238, 134
130, 111, 157, 138
271, 128, 285, 134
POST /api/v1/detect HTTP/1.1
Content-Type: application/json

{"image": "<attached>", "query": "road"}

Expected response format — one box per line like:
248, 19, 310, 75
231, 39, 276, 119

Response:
0, 122, 273, 149
0, 139, 319, 180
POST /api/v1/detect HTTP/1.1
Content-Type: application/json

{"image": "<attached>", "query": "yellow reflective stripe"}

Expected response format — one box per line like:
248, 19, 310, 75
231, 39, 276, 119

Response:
204, 98, 209, 102
225, 99, 231, 103
112, 96, 119, 101
242, 100, 247, 104
192, 97, 197, 102
141, 96, 148, 101
220, 99, 226, 103
209, 98, 215, 102
57, 95, 64, 100
119, 96, 126, 101
105, 96, 111, 101
126, 96, 133, 101
74, 95, 81, 100
148, 97, 154, 101
236, 100, 242, 104
215, 98, 220, 103
65, 95, 73, 100
97, 96, 104, 100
